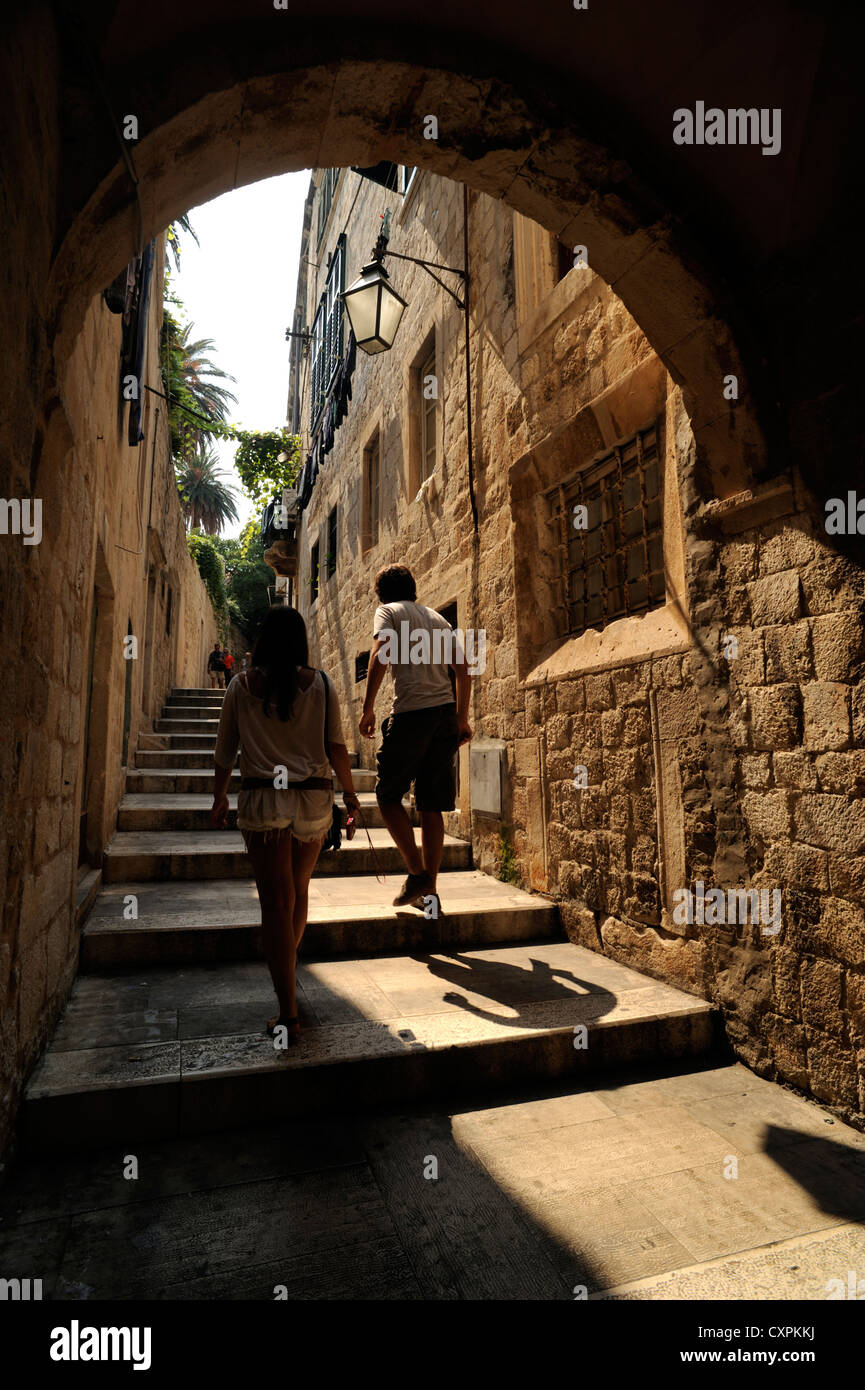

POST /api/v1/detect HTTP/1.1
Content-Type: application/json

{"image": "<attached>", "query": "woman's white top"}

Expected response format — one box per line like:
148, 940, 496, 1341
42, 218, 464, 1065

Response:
214, 668, 344, 782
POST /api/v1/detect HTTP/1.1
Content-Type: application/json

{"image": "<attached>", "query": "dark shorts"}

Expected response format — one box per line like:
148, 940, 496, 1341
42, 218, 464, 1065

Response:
376, 702, 460, 812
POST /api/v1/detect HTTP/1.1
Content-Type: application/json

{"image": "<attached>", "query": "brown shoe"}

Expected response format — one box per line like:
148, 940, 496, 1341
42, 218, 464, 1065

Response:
393, 872, 435, 907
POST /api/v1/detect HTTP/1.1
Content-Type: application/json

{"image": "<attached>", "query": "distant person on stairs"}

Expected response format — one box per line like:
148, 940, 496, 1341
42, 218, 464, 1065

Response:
210, 606, 359, 1041
207, 641, 226, 690
360, 564, 472, 918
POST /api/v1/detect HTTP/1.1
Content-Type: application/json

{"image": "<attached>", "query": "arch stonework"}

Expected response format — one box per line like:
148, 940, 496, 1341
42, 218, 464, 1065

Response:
49, 60, 765, 502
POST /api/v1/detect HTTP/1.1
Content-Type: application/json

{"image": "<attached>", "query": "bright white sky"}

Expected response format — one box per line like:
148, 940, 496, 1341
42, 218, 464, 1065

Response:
171, 170, 310, 537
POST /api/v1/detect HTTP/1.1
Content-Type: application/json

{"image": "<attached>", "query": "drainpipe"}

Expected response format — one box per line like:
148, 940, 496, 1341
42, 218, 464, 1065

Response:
462, 184, 480, 693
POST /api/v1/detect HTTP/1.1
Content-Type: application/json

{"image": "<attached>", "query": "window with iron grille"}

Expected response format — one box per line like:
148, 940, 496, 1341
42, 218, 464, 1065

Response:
309, 235, 346, 431
355, 651, 370, 682
316, 169, 340, 245
552, 423, 665, 635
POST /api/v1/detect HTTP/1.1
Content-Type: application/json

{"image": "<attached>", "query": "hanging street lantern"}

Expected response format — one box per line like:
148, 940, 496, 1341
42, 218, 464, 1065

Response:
341, 228, 408, 354
343, 209, 467, 357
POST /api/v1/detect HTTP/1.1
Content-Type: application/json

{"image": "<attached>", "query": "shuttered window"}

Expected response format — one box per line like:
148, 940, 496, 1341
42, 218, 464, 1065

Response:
310, 236, 346, 430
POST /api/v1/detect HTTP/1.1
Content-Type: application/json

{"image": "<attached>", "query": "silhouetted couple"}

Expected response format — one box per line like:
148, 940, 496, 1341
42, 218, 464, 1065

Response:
210, 564, 472, 1039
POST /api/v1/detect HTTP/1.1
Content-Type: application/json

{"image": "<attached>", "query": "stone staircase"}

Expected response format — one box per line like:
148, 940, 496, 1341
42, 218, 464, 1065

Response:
21, 687, 721, 1152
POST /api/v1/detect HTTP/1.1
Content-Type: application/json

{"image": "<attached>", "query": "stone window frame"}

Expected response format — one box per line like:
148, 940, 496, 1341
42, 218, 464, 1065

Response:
512, 210, 580, 342
405, 322, 441, 497
325, 504, 337, 580
396, 167, 425, 226
360, 417, 382, 554
309, 535, 320, 607
509, 356, 691, 687
315, 168, 341, 248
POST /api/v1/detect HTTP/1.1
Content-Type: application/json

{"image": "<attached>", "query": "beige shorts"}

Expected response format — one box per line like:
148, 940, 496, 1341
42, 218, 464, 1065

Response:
237, 786, 332, 844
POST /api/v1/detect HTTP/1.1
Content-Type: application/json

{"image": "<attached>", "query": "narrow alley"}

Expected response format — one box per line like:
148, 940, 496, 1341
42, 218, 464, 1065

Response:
1, 0, 864, 1349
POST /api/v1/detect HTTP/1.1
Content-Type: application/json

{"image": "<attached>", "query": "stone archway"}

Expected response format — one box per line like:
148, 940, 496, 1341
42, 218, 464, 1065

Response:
39, 44, 770, 1027
47, 58, 766, 506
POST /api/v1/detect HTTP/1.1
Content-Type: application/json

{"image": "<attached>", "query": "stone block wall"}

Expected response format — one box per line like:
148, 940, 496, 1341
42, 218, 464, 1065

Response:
0, 224, 218, 1157
297, 166, 865, 1127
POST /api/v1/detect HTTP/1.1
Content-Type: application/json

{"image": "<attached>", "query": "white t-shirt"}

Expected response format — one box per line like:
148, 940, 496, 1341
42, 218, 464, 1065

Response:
373, 600, 460, 715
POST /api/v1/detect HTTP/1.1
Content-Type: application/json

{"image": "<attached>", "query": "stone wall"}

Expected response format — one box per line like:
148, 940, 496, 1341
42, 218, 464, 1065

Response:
298, 171, 481, 822
296, 166, 865, 1127
0, 222, 218, 1157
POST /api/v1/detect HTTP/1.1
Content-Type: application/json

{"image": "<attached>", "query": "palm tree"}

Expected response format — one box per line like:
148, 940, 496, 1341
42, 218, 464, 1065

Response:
176, 447, 240, 535
161, 312, 238, 457
166, 213, 199, 271
172, 320, 238, 421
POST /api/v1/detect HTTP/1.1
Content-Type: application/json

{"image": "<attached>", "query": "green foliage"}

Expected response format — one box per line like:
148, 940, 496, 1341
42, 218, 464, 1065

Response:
207, 530, 274, 637
175, 447, 239, 535
234, 431, 301, 512
497, 827, 523, 887
162, 225, 301, 537
161, 300, 237, 463
166, 214, 199, 271
187, 532, 230, 639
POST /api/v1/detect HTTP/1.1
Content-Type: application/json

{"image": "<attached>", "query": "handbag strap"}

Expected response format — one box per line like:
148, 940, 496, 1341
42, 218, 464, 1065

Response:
355, 802, 387, 885
320, 668, 386, 884
319, 668, 330, 750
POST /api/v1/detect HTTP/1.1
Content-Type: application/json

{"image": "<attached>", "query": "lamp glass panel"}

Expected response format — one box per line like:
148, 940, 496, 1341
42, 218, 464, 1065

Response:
344, 283, 379, 344
378, 289, 406, 346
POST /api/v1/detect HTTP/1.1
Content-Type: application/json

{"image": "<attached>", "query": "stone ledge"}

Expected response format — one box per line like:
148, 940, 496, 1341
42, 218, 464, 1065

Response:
700, 476, 795, 535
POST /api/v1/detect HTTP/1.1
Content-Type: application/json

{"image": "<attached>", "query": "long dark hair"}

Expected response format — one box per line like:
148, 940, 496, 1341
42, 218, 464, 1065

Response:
250, 605, 310, 721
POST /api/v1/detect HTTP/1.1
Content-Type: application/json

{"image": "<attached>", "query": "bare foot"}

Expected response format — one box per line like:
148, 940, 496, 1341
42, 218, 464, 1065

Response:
266, 1015, 300, 1041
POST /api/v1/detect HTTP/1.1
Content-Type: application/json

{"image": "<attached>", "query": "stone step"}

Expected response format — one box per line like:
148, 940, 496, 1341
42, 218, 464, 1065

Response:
102, 829, 470, 882
161, 705, 225, 718
171, 689, 227, 698
150, 733, 219, 748
155, 719, 221, 735
80, 871, 559, 968
19, 944, 719, 1152
117, 792, 410, 833
125, 768, 375, 796
135, 750, 223, 769
132, 751, 378, 785
126, 768, 243, 792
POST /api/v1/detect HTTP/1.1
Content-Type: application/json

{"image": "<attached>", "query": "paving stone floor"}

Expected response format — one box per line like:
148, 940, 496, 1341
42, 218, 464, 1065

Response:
3, 1060, 864, 1300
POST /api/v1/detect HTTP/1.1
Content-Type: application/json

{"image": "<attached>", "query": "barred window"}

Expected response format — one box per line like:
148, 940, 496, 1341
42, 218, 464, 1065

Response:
310, 236, 345, 430
551, 424, 665, 635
